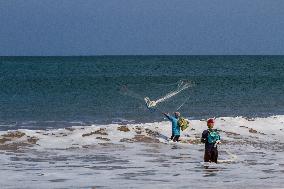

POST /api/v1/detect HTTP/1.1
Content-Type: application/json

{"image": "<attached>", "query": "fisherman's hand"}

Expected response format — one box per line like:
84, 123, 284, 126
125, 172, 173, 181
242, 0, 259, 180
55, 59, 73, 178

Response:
216, 140, 221, 144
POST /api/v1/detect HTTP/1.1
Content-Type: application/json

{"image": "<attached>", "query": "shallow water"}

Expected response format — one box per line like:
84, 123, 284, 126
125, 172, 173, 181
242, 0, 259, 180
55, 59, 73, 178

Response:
1, 142, 283, 189
0, 116, 283, 188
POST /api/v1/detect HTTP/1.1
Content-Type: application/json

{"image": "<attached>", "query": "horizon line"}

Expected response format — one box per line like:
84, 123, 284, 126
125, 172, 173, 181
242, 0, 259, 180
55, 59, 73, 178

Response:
1, 54, 283, 57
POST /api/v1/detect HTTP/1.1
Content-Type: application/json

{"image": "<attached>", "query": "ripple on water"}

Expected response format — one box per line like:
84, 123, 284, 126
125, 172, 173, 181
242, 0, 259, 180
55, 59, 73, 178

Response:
48, 179, 69, 183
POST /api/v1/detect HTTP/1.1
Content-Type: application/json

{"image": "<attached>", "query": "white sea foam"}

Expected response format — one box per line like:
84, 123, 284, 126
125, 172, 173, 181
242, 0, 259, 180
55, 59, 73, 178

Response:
1, 115, 281, 148
0, 116, 283, 188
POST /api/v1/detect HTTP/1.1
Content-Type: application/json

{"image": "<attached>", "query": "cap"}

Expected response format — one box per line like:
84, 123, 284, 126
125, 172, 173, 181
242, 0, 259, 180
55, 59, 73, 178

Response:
207, 118, 215, 124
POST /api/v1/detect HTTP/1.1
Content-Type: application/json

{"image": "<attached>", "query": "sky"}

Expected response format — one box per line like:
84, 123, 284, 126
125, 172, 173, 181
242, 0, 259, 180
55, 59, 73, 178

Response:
0, 0, 284, 56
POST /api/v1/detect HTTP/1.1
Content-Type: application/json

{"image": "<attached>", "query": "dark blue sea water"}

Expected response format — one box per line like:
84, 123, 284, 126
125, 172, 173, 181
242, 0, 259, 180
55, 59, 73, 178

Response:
0, 56, 283, 130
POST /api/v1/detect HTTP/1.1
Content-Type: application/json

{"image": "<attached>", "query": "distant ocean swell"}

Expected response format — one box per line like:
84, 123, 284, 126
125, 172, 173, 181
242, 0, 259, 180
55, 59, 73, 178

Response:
0, 56, 283, 130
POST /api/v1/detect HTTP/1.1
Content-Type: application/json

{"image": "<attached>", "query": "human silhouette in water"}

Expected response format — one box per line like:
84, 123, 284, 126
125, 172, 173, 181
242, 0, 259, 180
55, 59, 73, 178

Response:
163, 112, 181, 142
201, 118, 221, 163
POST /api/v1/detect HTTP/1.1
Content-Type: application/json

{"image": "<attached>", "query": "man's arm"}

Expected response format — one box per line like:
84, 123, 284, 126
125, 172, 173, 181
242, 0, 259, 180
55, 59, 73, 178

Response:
162, 113, 173, 121
215, 129, 221, 143
201, 130, 208, 143
217, 133, 221, 144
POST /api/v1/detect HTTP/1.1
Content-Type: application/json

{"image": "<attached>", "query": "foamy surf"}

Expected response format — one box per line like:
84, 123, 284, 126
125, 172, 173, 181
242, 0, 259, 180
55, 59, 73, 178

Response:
0, 116, 283, 189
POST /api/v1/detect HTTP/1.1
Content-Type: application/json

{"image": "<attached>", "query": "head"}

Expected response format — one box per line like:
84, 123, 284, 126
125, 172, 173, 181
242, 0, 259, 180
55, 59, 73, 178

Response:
174, 112, 181, 118
207, 118, 215, 129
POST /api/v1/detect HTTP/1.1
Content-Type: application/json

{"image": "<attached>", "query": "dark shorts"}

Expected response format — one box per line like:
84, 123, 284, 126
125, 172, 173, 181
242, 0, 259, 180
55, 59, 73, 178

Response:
204, 147, 218, 163
170, 135, 180, 142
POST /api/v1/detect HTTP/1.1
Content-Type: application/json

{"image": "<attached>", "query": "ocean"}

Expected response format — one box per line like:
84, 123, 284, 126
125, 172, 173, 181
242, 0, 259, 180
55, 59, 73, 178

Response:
0, 56, 283, 129
0, 56, 283, 188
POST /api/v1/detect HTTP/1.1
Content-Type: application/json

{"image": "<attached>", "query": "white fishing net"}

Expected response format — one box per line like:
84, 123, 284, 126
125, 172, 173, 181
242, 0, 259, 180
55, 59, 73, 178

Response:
120, 80, 194, 110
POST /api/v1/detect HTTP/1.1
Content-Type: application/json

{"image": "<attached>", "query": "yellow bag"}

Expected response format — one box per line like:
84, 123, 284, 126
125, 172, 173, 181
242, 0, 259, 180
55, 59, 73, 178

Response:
178, 117, 189, 131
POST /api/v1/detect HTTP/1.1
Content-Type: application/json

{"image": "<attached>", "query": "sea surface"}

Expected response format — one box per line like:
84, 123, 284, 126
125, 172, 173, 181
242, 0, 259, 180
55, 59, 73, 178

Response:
0, 56, 283, 189
0, 56, 283, 129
